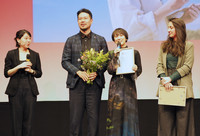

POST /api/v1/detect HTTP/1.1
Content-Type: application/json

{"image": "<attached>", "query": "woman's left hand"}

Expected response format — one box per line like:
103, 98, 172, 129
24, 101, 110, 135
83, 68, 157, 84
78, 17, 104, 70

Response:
132, 64, 138, 72
164, 82, 173, 91
161, 77, 172, 85
25, 68, 34, 73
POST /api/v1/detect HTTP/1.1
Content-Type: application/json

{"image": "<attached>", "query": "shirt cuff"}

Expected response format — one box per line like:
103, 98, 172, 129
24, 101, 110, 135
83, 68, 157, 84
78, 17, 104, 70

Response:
158, 73, 166, 78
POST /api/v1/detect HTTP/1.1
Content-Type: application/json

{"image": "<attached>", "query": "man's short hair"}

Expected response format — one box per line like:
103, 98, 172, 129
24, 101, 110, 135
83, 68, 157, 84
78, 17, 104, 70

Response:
77, 8, 93, 19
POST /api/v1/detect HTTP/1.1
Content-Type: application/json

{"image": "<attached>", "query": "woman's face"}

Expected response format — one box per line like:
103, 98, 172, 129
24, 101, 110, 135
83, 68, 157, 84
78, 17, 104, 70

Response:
17, 33, 32, 49
168, 21, 176, 40
114, 33, 127, 48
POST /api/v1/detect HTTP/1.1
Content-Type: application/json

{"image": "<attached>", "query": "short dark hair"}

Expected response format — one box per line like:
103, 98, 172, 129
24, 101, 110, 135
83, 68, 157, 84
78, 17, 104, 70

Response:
15, 29, 31, 47
77, 8, 92, 19
111, 28, 128, 42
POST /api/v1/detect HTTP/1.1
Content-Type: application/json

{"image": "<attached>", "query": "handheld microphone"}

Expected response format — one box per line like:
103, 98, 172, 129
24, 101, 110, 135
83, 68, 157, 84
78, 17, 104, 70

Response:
25, 54, 31, 75
117, 42, 121, 49
26, 54, 30, 62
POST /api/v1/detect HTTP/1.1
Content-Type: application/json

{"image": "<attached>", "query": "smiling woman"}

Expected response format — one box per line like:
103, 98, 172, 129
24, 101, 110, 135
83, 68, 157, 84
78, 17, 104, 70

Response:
106, 28, 142, 136
4, 29, 42, 136
167, 22, 176, 38
156, 18, 195, 136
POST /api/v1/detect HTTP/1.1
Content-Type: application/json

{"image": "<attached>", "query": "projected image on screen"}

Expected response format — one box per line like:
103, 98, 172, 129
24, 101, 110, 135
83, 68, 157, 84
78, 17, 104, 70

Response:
108, 0, 200, 41
33, 0, 113, 42
33, 0, 199, 42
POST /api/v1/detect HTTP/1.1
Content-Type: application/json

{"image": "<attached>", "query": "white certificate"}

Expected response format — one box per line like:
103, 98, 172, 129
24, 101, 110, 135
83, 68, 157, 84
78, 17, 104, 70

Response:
158, 86, 186, 107
116, 47, 135, 75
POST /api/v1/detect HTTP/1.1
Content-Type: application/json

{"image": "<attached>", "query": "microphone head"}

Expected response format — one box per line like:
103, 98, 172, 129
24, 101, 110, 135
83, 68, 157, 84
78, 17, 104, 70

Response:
117, 42, 121, 49
26, 54, 30, 61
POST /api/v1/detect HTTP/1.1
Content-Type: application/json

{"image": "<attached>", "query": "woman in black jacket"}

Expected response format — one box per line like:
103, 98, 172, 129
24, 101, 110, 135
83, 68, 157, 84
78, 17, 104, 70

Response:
4, 29, 42, 136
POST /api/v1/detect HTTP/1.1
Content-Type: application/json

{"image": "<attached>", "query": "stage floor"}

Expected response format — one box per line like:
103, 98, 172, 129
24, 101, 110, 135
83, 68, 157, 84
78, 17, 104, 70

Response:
1, 100, 200, 136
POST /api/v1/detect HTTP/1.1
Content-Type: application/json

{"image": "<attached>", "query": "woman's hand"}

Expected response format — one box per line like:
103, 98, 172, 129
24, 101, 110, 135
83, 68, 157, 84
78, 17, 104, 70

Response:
21, 62, 33, 73
164, 82, 173, 91
114, 48, 120, 56
7, 61, 32, 76
132, 64, 138, 72
25, 68, 34, 74
161, 77, 172, 85
18, 61, 32, 69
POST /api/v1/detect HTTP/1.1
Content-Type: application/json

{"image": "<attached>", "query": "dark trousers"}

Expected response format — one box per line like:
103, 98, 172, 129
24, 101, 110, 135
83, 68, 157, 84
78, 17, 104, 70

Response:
69, 79, 102, 136
9, 78, 36, 136
158, 98, 195, 136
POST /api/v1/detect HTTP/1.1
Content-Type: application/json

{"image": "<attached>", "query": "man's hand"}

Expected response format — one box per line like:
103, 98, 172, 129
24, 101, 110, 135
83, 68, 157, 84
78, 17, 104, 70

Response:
88, 72, 97, 81
77, 71, 89, 82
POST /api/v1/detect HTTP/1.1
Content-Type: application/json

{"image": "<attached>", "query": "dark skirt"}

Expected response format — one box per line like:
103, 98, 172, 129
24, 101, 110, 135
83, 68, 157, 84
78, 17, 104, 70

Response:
106, 74, 140, 136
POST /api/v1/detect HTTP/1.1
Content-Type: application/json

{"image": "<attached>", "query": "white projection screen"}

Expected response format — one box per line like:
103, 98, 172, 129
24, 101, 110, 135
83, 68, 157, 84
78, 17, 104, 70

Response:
0, 0, 200, 102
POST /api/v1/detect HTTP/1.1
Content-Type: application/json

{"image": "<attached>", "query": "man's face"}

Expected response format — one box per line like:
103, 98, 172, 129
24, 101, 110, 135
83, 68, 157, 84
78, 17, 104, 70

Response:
78, 12, 93, 32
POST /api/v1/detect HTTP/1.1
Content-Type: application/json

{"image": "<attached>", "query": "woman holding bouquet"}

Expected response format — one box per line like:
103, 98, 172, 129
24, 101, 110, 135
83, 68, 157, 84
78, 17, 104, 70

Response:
106, 28, 142, 136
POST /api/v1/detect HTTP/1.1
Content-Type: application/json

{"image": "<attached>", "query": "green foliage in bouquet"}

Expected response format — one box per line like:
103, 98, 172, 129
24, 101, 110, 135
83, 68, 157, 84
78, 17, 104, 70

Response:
80, 48, 110, 84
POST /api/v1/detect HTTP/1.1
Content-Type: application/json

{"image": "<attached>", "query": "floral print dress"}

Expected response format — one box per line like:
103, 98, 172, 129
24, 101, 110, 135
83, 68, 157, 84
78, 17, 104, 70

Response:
106, 49, 142, 136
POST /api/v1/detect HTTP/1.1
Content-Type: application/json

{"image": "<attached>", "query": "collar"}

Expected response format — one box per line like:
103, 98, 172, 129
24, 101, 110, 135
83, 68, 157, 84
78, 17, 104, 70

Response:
79, 31, 91, 39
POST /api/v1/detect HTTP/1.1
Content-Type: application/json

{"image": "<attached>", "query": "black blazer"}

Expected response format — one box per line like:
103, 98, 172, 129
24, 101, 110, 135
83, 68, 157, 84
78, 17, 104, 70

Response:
61, 32, 108, 89
4, 48, 42, 96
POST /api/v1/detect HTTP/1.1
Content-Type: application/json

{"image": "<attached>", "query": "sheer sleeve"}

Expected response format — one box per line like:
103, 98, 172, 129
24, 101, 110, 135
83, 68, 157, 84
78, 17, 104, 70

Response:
107, 51, 119, 75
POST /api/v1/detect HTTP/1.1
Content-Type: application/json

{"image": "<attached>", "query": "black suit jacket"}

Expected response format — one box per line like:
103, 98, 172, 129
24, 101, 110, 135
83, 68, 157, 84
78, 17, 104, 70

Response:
61, 32, 108, 89
4, 48, 42, 96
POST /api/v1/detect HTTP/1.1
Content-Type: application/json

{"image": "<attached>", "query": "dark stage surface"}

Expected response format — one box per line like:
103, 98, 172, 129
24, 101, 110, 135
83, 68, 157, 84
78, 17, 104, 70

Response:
0, 100, 200, 136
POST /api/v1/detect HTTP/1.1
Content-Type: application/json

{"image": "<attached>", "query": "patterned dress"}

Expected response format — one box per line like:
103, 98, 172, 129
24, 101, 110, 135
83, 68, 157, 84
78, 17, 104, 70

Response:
106, 49, 142, 136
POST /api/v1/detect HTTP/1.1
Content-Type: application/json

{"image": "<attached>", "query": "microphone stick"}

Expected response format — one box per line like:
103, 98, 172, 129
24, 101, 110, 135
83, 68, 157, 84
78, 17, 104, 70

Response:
117, 42, 121, 49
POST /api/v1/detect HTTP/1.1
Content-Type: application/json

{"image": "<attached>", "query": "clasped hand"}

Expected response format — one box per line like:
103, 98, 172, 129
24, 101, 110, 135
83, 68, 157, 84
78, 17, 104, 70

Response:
19, 61, 33, 73
77, 71, 97, 82
161, 77, 173, 91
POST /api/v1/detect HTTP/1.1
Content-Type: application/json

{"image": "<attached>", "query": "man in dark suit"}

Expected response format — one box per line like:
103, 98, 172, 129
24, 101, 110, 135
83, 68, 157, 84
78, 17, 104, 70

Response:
61, 8, 108, 136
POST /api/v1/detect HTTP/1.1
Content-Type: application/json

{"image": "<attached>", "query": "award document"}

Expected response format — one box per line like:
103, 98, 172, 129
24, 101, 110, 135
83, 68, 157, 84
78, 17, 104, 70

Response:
158, 86, 186, 107
116, 47, 135, 75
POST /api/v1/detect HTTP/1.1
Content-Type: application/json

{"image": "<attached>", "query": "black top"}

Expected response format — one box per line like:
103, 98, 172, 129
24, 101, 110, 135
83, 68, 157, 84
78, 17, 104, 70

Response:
79, 31, 91, 52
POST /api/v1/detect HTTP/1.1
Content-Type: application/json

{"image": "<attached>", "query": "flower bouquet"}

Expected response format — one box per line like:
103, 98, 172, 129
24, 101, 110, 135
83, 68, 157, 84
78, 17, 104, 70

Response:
80, 48, 110, 84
